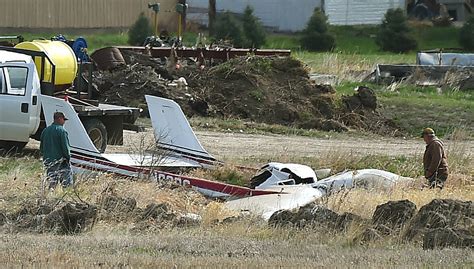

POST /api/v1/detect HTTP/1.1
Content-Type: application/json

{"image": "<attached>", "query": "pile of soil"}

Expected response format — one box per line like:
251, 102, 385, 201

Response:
0, 193, 203, 235
93, 52, 399, 134
269, 199, 473, 250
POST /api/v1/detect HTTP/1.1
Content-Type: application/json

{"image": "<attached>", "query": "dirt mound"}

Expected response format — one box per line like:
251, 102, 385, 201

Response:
7, 201, 97, 234
372, 200, 417, 233
354, 199, 473, 249
404, 199, 473, 241
1, 192, 204, 234
268, 204, 364, 232
93, 53, 399, 134
423, 228, 473, 249
268, 199, 472, 250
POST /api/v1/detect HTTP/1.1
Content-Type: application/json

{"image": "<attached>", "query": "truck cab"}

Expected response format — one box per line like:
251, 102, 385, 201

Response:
0, 45, 140, 153
0, 50, 41, 150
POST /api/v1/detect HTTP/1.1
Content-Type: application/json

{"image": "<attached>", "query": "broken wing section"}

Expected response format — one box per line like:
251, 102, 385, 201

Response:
145, 95, 218, 168
312, 169, 412, 193
225, 185, 325, 220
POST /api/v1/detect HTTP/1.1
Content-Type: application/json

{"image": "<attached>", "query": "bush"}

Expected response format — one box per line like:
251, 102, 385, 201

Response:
214, 12, 244, 47
459, 16, 474, 50
242, 6, 266, 48
376, 9, 417, 53
300, 8, 335, 52
128, 12, 153, 46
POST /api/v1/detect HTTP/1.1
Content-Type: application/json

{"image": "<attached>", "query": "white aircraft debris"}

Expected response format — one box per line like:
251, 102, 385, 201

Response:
40, 95, 413, 219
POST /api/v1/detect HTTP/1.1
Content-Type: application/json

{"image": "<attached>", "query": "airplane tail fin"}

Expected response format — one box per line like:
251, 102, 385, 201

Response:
41, 95, 101, 156
145, 95, 218, 168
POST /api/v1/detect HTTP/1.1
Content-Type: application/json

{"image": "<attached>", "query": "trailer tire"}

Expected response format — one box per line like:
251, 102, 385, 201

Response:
83, 119, 108, 153
0, 140, 27, 154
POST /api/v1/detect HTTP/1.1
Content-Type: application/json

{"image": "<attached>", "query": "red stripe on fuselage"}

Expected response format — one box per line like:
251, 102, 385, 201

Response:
71, 153, 277, 197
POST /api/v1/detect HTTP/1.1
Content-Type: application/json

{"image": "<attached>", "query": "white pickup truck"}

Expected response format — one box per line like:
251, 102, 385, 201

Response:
0, 46, 140, 153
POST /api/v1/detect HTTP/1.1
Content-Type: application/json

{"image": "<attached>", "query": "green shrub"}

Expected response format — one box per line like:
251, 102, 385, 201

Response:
459, 15, 474, 50
214, 12, 244, 47
128, 12, 153, 46
300, 8, 335, 52
376, 8, 417, 53
242, 5, 266, 48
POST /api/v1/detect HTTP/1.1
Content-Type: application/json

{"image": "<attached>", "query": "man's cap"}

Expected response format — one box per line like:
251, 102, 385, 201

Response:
421, 127, 435, 137
53, 111, 69, 121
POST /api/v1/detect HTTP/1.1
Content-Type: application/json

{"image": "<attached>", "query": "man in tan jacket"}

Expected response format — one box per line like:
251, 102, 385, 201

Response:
422, 128, 449, 189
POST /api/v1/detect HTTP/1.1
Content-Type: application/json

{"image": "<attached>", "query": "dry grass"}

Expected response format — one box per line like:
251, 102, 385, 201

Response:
1, 132, 472, 268
1, 225, 473, 268
295, 52, 413, 82
324, 176, 473, 219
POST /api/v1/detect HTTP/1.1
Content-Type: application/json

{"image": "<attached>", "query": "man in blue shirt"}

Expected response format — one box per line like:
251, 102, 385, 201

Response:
40, 111, 73, 189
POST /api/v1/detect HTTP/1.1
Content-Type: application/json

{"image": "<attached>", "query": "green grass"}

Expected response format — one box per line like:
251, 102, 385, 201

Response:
188, 116, 357, 139
335, 82, 474, 138
16, 31, 200, 52
12, 24, 461, 54
265, 25, 461, 54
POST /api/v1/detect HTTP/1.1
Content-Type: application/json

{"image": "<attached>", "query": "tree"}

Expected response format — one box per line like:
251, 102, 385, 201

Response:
300, 8, 335, 52
242, 5, 266, 48
128, 12, 153, 46
214, 12, 244, 47
459, 15, 474, 51
376, 8, 417, 53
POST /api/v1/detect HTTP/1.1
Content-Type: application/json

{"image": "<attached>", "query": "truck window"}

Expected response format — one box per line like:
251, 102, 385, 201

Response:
0, 68, 4, 94
5, 67, 28, 96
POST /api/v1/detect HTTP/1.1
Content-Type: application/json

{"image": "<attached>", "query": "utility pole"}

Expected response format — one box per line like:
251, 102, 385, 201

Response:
178, 0, 187, 32
209, 0, 216, 37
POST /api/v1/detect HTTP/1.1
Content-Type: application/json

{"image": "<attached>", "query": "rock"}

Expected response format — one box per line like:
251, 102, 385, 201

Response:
268, 209, 297, 227
0, 212, 6, 226
372, 200, 417, 232
404, 199, 473, 241
141, 203, 176, 222
102, 195, 137, 214
176, 213, 202, 227
342, 95, 363, 111
268, 204, 363, 231
336, 212, 363, 232
295, 205, 340, 228
423, 228, 474, 249
342, 86, 377, 112
40, 202, 97, 234
356, 227, 384, 243
356, 86, 377, 110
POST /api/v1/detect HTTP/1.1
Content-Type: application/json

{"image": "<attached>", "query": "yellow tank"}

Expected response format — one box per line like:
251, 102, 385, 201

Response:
15, 40, 77, 85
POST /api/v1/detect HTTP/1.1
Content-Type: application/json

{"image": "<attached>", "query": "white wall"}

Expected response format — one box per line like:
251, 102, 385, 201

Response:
325, 0, 406, 25
187, 0, 322, 32
187, 0, 406, 32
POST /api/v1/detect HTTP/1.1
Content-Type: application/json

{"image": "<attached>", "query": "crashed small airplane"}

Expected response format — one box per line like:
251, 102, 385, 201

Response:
41, 95, 412, 219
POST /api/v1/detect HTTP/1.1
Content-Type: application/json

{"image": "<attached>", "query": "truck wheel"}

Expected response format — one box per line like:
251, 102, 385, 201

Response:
0, 141, 27, 154
83, 119, 108, 153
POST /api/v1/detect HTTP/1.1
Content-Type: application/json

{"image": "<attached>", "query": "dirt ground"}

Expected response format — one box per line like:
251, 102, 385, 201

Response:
111, 129, 473, 162
26, 128, 473, 165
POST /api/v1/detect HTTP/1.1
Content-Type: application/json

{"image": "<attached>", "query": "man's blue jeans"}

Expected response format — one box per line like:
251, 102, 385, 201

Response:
45, 160, 73, 189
